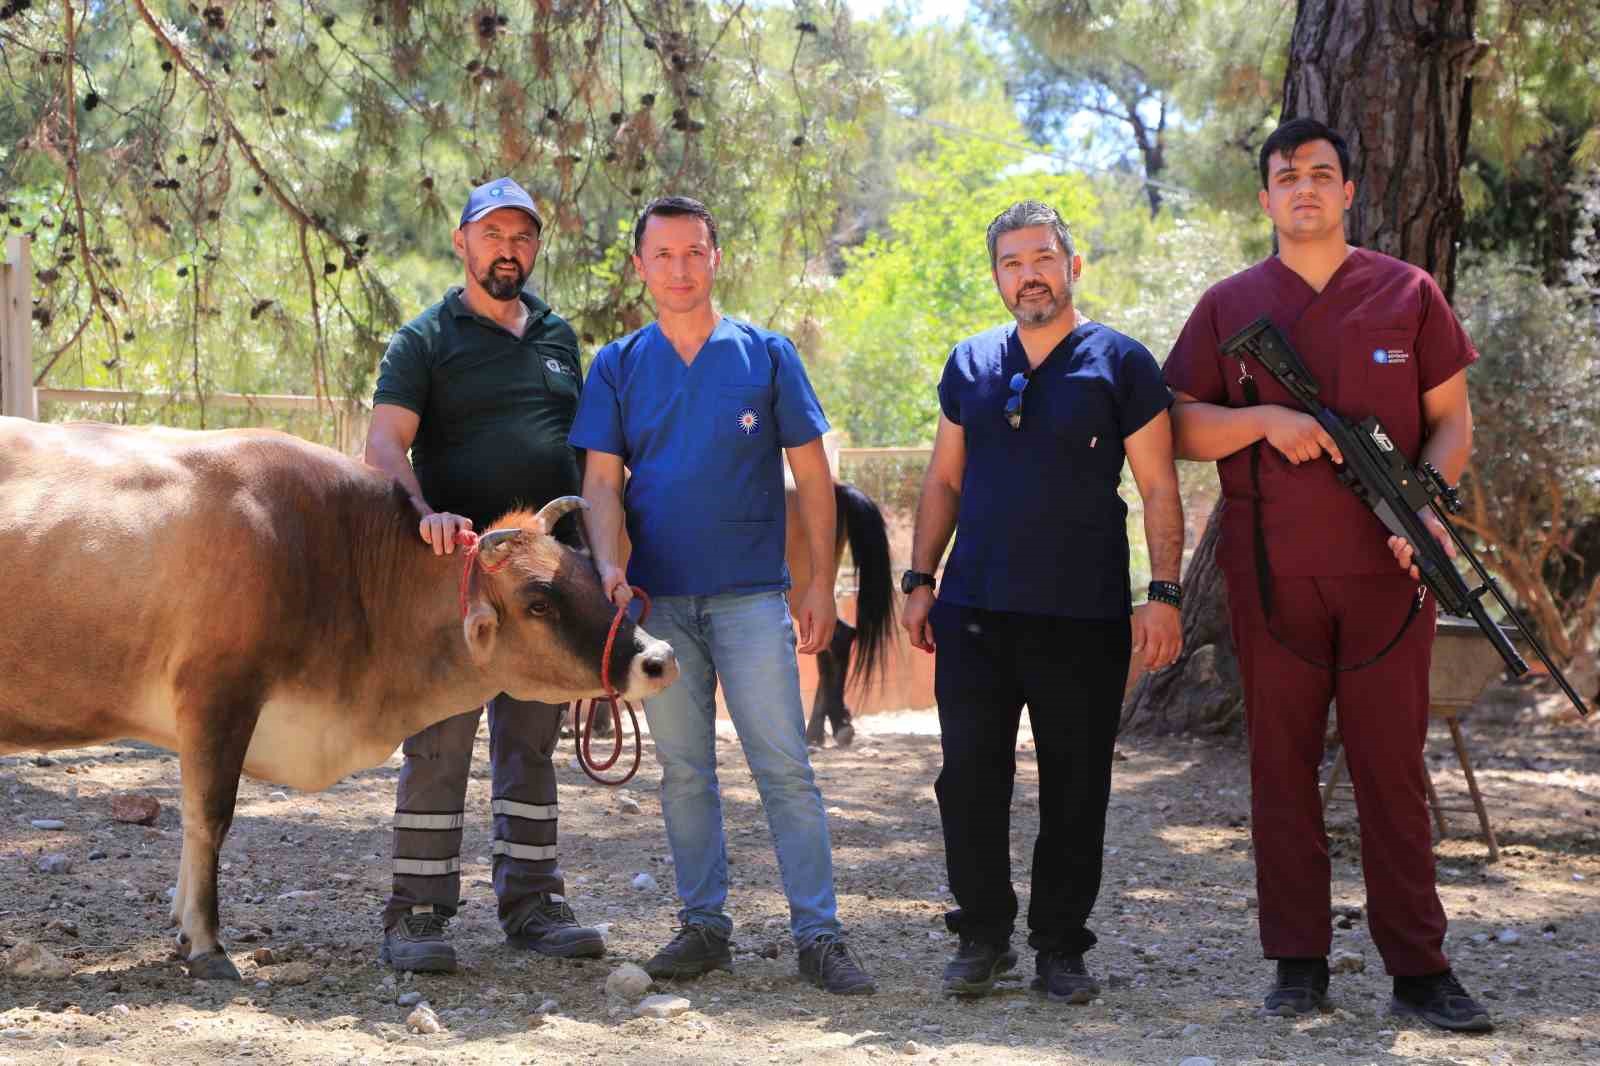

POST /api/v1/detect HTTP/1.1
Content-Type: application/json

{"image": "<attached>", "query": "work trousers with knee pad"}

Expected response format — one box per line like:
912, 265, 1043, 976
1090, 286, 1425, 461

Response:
383, 695, 567, 935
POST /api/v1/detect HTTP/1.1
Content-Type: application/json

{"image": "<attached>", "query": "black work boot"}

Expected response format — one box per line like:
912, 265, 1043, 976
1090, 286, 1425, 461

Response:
1264, 957, 1330, 1016
506, 893, 606, 958
942, 935, 1019, 996
379, 906, 457, 973
1033, 949, 1100, 1004
1391, 970, 1494, 1033
798, 934, 877, 995
643, 923, 733, 980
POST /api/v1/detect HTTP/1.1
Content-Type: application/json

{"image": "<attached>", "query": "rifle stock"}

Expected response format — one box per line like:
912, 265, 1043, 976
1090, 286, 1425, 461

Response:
1219, 317, 1589, 718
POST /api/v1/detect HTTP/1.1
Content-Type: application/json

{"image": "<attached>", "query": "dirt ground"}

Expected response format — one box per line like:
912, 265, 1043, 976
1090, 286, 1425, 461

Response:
2, 682, 1597, 1066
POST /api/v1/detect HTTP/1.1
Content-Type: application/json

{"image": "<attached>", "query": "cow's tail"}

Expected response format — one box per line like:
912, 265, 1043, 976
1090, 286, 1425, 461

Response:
836, 481, 894, 692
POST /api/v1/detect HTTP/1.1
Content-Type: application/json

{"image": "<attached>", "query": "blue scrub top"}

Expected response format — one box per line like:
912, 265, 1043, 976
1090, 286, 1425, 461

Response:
570, 317, 830, 597
937, 321, 1172, 619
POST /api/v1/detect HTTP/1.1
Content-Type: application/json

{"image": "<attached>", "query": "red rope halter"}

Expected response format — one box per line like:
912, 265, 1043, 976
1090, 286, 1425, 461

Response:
457, 530, 646, 786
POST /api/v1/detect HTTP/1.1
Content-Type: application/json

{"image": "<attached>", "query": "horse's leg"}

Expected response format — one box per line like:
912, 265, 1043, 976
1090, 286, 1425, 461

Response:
826, 621, 857, 747
806, 649, 835, 746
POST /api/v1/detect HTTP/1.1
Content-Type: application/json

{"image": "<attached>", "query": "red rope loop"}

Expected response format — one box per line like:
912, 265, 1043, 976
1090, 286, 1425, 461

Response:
573, 587, 649, 786
455, 528, 513, 620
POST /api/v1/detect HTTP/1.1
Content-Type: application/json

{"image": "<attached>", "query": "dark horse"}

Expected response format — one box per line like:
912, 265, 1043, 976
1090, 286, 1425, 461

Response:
785, 481, 895, 747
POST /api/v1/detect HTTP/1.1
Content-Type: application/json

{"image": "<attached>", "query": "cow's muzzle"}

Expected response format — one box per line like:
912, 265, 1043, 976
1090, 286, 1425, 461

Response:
616, 629, 678, 700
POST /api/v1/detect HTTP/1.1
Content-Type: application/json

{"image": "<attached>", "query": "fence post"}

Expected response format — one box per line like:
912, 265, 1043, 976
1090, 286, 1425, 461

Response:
0, 236, 37, 420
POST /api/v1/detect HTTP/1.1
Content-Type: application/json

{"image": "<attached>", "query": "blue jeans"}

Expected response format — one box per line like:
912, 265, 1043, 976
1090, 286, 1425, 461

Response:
642, 590, 841, 948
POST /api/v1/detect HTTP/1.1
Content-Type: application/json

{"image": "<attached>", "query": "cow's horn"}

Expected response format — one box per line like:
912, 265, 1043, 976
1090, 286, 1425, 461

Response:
476, 527, 520, 566
531, 495, 590, 534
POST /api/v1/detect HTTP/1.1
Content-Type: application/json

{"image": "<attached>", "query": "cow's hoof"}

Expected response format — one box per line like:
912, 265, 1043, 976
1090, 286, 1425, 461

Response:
171, 931, 191, 958
187, 950, 241, 982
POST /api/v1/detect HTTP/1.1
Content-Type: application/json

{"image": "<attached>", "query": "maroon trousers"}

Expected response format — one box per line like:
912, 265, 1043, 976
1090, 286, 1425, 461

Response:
1223, 565, 1449, 976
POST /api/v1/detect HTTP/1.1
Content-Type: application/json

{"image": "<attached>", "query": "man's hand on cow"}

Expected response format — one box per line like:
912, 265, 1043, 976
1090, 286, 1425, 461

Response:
418, 511, 473, 555
1261, 406, 1343, 466
1131, 601, 1182, 671
901, 586, 936, 654
598, 562, 633, 610
794, 581, 837, 655
1388, 508, 1455, 581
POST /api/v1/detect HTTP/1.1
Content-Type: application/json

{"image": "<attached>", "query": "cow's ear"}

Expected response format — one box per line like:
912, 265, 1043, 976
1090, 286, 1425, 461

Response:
463, 601, 499, 665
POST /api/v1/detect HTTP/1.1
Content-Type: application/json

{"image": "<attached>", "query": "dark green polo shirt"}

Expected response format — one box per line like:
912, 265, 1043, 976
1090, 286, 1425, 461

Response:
373, 286, 583, 531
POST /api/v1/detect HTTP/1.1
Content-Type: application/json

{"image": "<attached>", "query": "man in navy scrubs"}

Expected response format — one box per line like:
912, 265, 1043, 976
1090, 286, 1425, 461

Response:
571, 196, 875, 995
901, 199, 1183, 1002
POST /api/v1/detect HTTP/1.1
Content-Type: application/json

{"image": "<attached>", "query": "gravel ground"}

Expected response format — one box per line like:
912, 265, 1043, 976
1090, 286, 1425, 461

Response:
2, 682, 1596, 1065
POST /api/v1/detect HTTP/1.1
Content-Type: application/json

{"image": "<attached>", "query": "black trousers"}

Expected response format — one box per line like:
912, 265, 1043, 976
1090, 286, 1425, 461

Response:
930, 601, 1130, 955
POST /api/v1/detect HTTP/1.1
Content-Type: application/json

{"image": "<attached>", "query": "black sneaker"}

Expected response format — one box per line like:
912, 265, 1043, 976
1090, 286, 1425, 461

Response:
1391, 970, 1494, 1033
942, 936, 1018, 996
1264, 957, 1329, 1016
506, 893, 606, 959
643, 923, 733, 980
1033, 950, 1100, 1004
798, 934, 877, 995
379, 906, 457, 973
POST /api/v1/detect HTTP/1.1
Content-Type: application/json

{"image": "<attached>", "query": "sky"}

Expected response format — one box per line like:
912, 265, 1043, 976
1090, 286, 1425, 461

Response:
844, 0, 976, 26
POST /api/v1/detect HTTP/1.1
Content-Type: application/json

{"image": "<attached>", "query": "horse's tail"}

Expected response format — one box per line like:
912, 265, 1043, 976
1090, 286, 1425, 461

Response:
835, 481, 894, 692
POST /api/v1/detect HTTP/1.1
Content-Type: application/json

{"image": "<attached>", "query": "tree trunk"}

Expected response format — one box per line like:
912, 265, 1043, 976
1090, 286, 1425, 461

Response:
1123, 0, 1480, 734
1280, 0, 1482, 300
1121, 505, 1246, 735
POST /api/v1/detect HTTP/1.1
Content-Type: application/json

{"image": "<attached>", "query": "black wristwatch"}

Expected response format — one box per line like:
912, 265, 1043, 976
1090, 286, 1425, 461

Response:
1147, 580, 1182, 608
901, 569, 936, 595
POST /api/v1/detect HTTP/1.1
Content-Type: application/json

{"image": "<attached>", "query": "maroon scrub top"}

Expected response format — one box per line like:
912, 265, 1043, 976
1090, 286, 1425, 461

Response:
1164, 249, 1477, 577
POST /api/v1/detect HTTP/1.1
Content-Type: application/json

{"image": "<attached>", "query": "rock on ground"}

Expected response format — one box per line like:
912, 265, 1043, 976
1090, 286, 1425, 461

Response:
110, 793, 162, 825
635, 994, 691, 1019
406, 1003, 444, 1034
4, 940, 74, 979
606, 962, 653, 1000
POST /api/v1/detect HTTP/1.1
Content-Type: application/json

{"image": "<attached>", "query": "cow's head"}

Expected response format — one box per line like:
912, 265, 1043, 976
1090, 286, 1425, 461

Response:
460, 497, 678, 703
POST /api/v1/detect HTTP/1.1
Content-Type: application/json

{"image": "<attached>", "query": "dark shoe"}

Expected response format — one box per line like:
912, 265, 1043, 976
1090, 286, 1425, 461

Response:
1391, 970, 1494, 1033
1033, 950, 1100, 1004
1264, 957, 1329, 1016
380, 907, 457, 973
506, 893, 606, 959
643, 923, 733, 980
942, 935, 1018, 996
799, 934, 877, 995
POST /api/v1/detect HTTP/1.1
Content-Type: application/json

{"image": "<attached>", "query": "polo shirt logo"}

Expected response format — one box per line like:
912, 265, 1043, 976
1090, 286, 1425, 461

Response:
1372, 346, 1410, 365
736, 408, 760, 435
545, 357, 573, 376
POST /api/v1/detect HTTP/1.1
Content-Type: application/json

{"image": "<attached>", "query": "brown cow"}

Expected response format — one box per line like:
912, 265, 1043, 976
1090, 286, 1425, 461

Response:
0, 417, 678, 980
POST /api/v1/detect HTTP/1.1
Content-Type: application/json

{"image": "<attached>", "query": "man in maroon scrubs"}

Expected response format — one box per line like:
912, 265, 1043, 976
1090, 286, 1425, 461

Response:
1163, 118, 1490, 1032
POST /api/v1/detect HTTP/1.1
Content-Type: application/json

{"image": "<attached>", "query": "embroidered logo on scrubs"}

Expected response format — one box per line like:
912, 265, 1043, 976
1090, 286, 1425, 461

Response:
1372, 346, 1410, 366
736, 408, 760, 435
544, 357, 573, 376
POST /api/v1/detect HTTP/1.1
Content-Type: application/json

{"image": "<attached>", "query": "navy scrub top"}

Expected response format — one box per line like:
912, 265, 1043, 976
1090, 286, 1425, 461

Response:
936, 320, 1173, 619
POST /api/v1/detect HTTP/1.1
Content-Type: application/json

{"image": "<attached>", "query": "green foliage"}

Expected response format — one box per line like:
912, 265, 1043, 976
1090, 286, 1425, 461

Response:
1456, 252, 1600, 518
0, 0, 876, 425
814, 111, 1100, 446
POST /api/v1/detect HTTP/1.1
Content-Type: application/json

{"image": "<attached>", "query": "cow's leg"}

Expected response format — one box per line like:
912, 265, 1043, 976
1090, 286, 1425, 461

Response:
172, 683, 261, 981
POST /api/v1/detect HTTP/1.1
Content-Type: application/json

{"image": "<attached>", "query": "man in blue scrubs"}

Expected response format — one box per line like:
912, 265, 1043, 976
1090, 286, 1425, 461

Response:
901, 200, 1184, 1001
571, 196, 875, 995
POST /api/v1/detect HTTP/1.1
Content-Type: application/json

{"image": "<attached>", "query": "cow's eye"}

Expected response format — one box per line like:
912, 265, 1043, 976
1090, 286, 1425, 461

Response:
527, 599, 550, 616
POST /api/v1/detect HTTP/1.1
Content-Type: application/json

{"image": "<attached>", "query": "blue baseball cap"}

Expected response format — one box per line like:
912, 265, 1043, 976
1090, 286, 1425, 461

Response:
459, 177, 543, 232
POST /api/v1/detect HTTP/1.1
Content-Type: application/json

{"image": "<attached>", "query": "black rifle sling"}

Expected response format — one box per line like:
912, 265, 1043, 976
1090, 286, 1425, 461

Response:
1233, 352, 1423, 673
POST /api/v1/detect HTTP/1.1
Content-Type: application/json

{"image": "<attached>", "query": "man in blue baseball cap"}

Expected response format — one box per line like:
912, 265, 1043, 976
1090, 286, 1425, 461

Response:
364, 176, 602, 971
